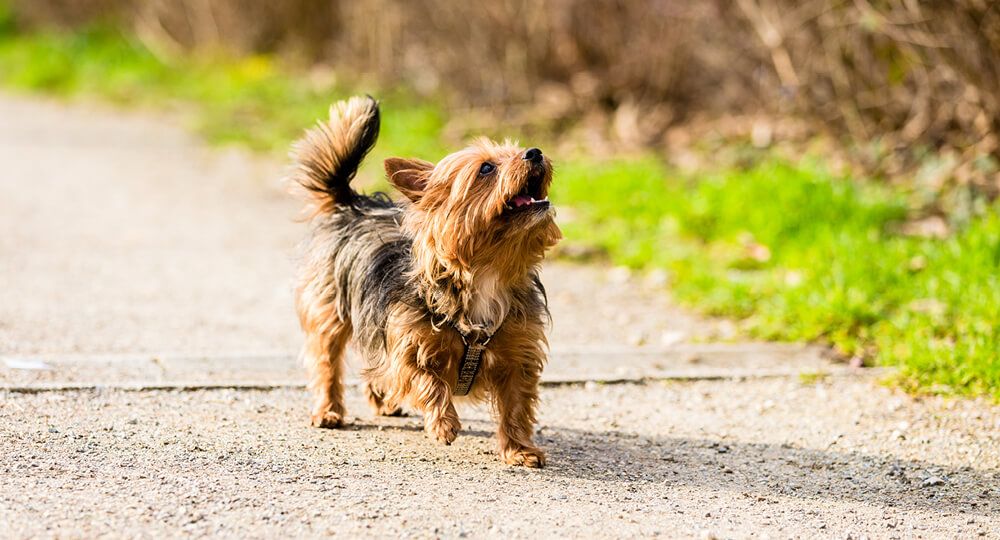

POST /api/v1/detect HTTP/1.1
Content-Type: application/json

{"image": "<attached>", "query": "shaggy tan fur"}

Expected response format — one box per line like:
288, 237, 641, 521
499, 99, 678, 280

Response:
291, 96, 560, 467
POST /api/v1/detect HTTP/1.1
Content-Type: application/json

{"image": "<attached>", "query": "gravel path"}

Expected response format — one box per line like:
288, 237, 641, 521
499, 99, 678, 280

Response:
1, 94, 998, 539
3, 380, 998, 538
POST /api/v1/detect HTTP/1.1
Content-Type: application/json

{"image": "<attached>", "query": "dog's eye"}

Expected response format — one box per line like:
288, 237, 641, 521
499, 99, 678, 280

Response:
478, 162, 496, 176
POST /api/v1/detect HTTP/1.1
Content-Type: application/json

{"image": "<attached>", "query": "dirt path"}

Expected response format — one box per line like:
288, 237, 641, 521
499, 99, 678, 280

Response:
1, 94, 998, 539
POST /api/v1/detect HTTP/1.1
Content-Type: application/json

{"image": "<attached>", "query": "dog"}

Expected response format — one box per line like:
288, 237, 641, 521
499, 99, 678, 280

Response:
290, 96, 561, 467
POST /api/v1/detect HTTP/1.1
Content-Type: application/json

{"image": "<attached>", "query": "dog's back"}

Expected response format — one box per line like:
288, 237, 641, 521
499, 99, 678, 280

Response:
290, 97, 413, 426
298, 197, 411, 358
290, 95, 408, 356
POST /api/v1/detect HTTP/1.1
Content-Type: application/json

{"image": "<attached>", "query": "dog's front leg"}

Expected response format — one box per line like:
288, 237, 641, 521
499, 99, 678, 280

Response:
385, 308, 464, 444
409, 369, 462, 445
490, 362, 545, 468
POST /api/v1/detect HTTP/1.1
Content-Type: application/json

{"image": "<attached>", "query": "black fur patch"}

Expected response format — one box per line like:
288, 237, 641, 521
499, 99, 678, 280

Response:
330, 96, 380, 207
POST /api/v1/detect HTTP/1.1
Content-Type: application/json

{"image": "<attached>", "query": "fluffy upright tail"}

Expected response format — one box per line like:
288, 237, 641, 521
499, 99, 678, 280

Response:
291, 95, 380, 215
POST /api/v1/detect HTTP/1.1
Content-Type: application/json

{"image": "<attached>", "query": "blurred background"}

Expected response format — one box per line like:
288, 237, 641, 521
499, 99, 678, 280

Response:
1, 0, 998, 397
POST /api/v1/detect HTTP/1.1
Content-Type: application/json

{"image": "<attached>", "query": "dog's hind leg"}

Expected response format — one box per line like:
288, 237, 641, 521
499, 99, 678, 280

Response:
303, 316, 352, 429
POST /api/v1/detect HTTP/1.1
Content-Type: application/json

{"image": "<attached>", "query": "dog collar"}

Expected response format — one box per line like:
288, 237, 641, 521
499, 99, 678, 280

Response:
451, 321, 499, 396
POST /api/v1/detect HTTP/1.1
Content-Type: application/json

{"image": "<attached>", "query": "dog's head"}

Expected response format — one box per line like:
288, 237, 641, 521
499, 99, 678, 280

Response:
386, 138, 561, 277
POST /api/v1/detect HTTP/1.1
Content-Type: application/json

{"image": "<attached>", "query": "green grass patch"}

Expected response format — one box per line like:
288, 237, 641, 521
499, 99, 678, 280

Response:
552, 158, 1000, 398
1, 18, 998, 398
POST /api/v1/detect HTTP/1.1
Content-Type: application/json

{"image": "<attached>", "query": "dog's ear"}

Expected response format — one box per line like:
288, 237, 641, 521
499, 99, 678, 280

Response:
385, 158, 434, 202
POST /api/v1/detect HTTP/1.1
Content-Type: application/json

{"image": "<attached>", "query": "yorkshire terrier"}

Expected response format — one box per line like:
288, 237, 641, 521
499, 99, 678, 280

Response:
290, 96, 561, 467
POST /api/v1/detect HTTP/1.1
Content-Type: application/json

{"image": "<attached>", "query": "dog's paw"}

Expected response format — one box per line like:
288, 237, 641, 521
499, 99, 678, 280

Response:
502, 446, 546, 468
310, 410, 346, 429
376, 405, 406, 417
425, 417, 461, 445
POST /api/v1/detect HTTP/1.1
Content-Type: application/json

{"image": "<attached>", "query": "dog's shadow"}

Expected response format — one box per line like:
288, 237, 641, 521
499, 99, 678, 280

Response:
327, 408, 997, 517
532, 427, 998, 516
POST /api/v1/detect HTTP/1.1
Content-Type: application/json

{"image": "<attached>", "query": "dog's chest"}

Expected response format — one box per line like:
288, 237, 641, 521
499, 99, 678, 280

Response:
467, 271, 509, 326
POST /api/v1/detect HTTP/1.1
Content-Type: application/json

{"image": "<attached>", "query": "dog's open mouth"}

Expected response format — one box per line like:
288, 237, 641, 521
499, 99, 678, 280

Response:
503, 171, 549, 215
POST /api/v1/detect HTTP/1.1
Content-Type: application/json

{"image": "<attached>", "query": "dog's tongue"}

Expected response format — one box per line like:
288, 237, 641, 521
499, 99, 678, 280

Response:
512, 194, 533, 207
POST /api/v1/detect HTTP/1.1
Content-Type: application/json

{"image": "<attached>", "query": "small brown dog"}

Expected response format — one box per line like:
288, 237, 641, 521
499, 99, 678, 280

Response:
290, 96, 560, 467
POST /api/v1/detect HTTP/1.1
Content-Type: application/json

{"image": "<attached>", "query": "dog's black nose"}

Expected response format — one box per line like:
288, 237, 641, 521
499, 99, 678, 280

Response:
523, 148, 543, 163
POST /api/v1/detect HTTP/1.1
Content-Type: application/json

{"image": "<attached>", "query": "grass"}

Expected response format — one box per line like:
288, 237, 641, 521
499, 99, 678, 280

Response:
554, 158, 1000, 397
1, 16, 998, 398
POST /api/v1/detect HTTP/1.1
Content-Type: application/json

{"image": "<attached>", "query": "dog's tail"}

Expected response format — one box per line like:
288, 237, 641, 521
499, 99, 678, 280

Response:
290, 95, 380, 215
